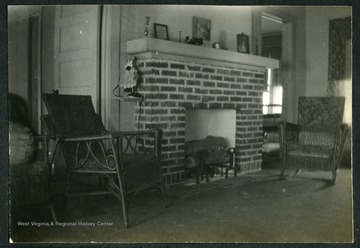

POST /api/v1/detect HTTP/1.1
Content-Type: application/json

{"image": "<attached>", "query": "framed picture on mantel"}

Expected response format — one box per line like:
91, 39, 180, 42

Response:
193, 16, 211, 41
237, 33, 250, 54
154, 23, 169, 40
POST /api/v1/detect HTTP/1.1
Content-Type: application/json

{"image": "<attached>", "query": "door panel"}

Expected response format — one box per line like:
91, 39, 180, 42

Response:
54, 5, 100, 111
29, 14, 41, 133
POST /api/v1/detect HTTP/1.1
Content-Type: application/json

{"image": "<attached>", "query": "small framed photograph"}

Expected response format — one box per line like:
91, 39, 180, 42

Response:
193, 16, 211, 41
154, 23, 169, 40
237, 33, 250, 54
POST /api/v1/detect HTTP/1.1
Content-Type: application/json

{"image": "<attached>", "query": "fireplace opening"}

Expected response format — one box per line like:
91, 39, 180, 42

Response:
184, 109, 237, 184
185, 109, 236, 146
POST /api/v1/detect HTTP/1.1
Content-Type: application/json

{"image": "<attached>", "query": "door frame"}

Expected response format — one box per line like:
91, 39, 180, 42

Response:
100, 5, 121, 131
252, 7, 297, 122
28, 9, 42, 134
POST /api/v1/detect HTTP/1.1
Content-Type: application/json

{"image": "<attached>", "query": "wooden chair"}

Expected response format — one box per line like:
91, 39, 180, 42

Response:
278, 97, 348, 184
41, 93, 167, 227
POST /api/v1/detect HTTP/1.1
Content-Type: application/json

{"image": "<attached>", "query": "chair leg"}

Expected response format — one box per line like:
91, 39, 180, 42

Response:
117, 183, 129, 227
210, 166, 215, 177
280, 171, 285, 179
331, 167, 338, 185
158, 183, 168, 207
121, 198, 129, 228
280, 164, 286, 180
61, 171, 72, 218
195, 173, 200, 184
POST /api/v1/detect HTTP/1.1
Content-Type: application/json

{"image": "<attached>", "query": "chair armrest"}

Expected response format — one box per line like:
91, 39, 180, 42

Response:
62, 133, 119, 141
278, 121, 300, 132
278, 121, 300, 153
119, 129, 162, 160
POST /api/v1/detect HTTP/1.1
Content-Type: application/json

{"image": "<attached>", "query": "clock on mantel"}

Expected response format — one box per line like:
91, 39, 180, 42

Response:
126, 38, 279, 70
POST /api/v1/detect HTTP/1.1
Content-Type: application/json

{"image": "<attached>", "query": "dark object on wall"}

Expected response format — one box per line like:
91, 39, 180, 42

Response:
184, 136, 236, 184
41, 93, 167, 227
328, 17, 351, 81
154, 23, 169, 40
185, 36, 203, 45
237, 33, 250, 54
278, 97, 348, 184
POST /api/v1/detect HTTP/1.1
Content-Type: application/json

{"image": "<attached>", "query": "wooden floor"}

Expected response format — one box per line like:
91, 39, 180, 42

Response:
9, 160, 353, 244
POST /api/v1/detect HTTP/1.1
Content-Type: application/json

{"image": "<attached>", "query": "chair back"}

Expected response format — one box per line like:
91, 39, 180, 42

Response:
298, 97, 345, 146
42, 94, 104, 135
298, 97, 345, 130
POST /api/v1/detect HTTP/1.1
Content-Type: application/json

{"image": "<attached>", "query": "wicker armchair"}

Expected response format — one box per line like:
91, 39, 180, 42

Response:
278, 97, 348, 184
41, 93, 167, 227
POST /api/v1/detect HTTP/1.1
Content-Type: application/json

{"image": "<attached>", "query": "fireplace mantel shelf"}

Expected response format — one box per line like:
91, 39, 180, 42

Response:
126, 38, 279, 70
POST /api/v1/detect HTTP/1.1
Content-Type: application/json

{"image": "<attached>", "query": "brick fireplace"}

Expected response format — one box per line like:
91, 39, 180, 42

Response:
126, 38, 279, 185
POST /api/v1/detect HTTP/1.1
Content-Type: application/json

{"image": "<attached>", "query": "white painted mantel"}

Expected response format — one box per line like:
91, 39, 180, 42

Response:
126, 38, 279, 71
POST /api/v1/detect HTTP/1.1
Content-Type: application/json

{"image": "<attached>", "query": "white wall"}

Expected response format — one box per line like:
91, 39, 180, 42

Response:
8, 6, 33, 101
8, 19, 28, 101
122, 5, 252, 51
305, 6, 351, 96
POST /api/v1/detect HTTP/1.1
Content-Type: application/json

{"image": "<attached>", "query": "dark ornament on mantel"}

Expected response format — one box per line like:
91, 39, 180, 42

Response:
185, 36, 203, 46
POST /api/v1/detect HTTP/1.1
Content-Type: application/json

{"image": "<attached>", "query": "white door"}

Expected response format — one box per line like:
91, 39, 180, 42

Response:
53, 5, 100, 111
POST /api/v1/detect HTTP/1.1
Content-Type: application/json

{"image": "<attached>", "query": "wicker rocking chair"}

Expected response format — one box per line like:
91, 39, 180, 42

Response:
278, 97, 348, 184
41, 93, 167, 227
